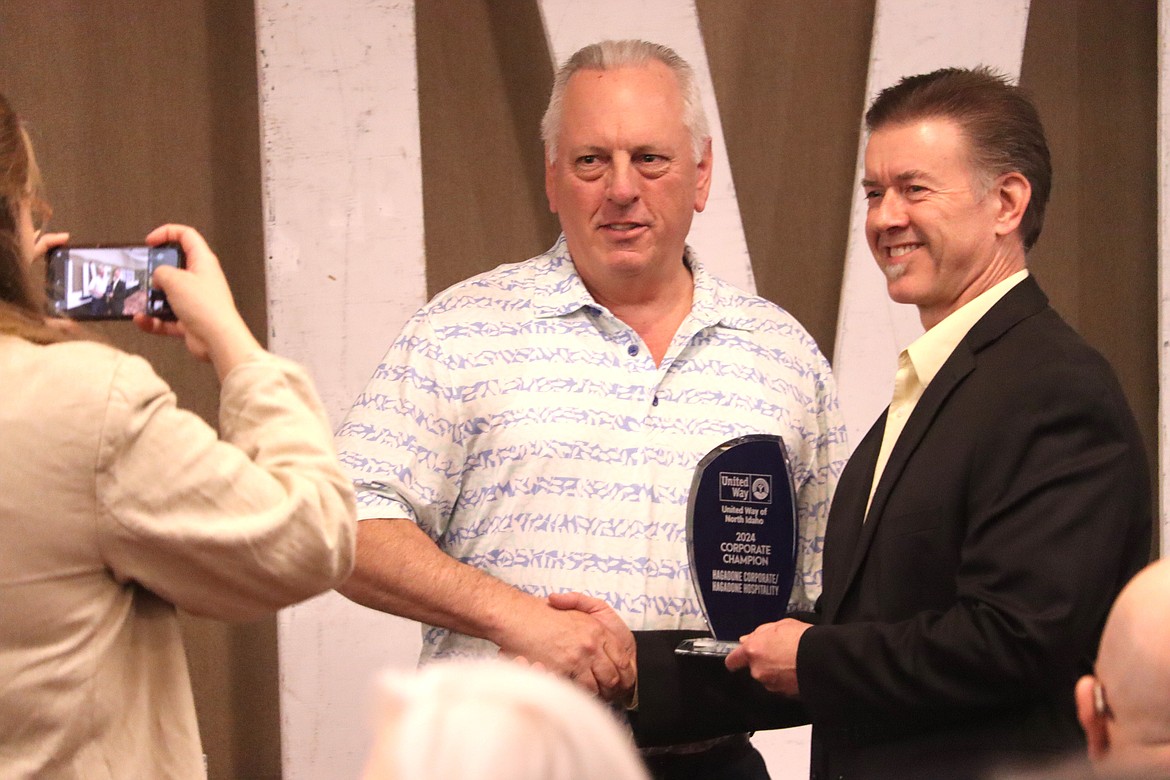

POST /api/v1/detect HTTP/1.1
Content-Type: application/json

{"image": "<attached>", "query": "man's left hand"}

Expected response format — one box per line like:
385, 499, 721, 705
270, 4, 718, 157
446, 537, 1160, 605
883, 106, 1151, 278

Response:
724, 617, 811, 697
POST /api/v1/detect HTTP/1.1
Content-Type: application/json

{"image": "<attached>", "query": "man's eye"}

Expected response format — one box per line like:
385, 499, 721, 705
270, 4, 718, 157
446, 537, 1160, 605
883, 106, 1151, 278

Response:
636, 154, 670, 175
573, 156, 606, 180
863, 189, 883, 201
905, 185, 929, 196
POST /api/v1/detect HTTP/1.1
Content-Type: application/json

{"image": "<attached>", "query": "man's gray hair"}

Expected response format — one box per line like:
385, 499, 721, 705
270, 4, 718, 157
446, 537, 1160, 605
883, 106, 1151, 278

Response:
540, 39, 710, 164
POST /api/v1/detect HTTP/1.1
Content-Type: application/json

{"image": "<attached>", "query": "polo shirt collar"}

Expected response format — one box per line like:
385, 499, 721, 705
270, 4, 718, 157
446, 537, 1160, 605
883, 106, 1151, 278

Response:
533, 234, 756, 332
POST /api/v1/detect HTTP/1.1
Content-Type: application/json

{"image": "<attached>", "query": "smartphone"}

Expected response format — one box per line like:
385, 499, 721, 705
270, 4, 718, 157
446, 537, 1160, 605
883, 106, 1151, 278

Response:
45, 242, 185, 321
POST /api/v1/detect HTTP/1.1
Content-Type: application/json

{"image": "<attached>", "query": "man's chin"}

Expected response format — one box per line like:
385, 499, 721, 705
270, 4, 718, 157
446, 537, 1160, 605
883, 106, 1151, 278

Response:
884, 277, 921, 306
880, 262, 908, 282
603, 252, 655, 275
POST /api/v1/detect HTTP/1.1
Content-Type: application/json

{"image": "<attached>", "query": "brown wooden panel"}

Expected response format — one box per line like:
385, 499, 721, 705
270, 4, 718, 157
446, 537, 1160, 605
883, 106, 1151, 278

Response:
416, 0, 560, 298
697, 0, 875, 361
0, 2, 276, 777
1022, 0, 1159, 513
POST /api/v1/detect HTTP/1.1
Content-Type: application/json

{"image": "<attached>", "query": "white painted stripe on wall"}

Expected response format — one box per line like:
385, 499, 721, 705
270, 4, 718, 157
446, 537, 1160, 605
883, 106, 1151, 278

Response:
537, 0, 756, 294
255, 3, 426, 778
832, 0, 1031, 446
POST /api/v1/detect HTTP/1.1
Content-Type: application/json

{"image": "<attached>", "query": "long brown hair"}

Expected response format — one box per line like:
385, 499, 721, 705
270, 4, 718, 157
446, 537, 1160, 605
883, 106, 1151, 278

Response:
0, 92, 72, 343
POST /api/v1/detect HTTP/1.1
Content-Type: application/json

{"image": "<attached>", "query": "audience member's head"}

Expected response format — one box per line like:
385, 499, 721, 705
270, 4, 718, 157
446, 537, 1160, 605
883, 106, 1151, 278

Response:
362, 659, 649, 780
0, 91, 58, 339
1076, 558, 1170, 774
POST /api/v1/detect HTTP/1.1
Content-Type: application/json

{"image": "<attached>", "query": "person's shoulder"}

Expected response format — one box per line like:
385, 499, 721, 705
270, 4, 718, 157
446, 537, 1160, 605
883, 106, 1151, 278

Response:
5, 335, 125, 376
710, 278, 828, 357
52, 339, 163, 392
420, 255, 544, 316
0, 335, 167, 417
972, 302, 1138, 431
703, 269, 795, 321
980, 278, 1101, 362
990, 301, 1120, 386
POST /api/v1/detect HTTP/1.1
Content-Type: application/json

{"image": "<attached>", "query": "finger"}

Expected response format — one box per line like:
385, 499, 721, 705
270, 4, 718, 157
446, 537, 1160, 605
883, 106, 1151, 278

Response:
573, 670, 600, 696
597, 633, 634, 670
588, 651, 623, 694
146, 223, 203, 251
132, 313, 165, 336
549, 593, 630, 643
145, 224, 216, 271
725, 644, 747, 671
548, 591, 594, 612
613, 651, 637, 693
560, 662, 600, 694
132, 313, 183, 339
34, 231, 69, 258
151, 263, 182, 288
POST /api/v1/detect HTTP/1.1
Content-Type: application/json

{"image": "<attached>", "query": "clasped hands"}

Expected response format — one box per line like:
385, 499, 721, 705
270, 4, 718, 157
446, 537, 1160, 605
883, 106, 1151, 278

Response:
498, 591, 636, 705
497, 594, 811, 704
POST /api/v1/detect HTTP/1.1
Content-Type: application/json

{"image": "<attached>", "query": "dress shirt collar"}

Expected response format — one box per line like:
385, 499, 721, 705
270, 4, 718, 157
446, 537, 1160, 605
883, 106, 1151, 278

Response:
905, 269, 1029, 389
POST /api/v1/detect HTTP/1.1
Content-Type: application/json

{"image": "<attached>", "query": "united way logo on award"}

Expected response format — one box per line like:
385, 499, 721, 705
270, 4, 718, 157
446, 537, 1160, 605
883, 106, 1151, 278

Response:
677, 434, 797, 657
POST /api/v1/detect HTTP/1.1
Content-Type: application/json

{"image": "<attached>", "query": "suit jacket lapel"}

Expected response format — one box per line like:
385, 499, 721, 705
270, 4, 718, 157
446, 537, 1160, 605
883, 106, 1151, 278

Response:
820, 415, 883, 620
828, 277, 1051, 615
833, 349, 975, 602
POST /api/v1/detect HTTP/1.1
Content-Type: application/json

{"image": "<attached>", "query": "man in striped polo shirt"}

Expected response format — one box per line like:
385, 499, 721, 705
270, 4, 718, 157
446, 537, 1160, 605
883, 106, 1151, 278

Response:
335, 39, 847, 779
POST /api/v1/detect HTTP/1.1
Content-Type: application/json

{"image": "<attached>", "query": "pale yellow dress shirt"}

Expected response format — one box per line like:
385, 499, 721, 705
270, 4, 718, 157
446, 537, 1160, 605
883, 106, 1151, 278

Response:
866, 270, 1029, 517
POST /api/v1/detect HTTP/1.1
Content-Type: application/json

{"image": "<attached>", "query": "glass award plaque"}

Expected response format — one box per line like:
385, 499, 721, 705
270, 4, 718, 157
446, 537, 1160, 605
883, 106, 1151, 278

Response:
676, 434, 797, 657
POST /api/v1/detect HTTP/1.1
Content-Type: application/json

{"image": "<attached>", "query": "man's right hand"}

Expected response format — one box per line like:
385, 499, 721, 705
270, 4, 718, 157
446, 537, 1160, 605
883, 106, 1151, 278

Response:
339, 519, 637, 702
496, 592, 635, 704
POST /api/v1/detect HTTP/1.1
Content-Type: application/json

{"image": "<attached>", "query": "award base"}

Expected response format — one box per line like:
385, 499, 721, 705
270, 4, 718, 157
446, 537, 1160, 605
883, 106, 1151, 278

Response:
674, 637, 741, 657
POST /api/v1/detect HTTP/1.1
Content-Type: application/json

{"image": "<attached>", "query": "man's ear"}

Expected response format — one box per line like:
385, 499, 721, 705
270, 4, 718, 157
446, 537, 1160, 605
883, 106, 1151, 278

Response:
993, 171, 1031, 238
693, 137, 713, 213
1075, 674, 1111, 761
545, 153, 559, 215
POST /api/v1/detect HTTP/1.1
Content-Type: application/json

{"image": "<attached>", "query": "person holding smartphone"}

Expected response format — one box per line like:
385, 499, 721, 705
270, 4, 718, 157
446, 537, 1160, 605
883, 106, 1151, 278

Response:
0, 92, 357, 778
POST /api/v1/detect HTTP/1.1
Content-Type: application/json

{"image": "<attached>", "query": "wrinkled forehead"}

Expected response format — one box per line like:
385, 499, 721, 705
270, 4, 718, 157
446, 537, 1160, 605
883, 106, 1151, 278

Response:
557, 64, 688, 149
863, 118, 980, 180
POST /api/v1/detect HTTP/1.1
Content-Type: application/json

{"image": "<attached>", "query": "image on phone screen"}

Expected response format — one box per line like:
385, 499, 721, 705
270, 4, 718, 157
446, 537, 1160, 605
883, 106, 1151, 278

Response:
46, 243, 184, 321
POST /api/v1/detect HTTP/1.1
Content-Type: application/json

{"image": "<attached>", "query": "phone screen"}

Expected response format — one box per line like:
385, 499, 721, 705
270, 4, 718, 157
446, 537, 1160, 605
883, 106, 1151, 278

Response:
46, 243, 184, 321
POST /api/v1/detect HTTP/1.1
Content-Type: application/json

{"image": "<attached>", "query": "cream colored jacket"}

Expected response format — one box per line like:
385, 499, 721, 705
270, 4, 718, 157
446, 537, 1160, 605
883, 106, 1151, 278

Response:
0, 335, 356, 778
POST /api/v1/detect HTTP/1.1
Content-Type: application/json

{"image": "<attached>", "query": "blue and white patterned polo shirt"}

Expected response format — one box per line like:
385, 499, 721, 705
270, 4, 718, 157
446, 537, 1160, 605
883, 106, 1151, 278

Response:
336, 235, 848, 662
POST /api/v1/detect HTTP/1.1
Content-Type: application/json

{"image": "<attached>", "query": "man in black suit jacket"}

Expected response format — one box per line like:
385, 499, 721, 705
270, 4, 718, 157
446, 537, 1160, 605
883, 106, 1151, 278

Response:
726, 67, 1151, 779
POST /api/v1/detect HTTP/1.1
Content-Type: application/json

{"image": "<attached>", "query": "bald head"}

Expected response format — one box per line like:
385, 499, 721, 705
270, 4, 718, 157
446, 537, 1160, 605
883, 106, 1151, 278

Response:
1077, 558, 1170, 771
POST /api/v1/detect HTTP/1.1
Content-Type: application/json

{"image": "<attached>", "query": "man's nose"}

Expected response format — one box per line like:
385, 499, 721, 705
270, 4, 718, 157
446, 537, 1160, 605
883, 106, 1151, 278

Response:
870, 190, 908, 231
606, 157, 639, 205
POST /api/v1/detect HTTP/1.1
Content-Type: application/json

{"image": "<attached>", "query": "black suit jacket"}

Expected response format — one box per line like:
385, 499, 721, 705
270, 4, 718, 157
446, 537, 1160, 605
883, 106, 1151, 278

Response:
798, 278, 1151, 779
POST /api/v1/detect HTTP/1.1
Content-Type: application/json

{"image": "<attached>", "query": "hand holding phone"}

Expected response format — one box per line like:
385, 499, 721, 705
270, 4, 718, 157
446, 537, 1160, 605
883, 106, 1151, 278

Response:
133, 224, 264, 382
45, 243, 185, 321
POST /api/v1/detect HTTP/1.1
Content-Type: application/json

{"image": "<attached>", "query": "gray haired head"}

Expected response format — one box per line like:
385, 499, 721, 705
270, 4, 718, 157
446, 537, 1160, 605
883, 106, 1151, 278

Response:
540, 39, 710, 164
